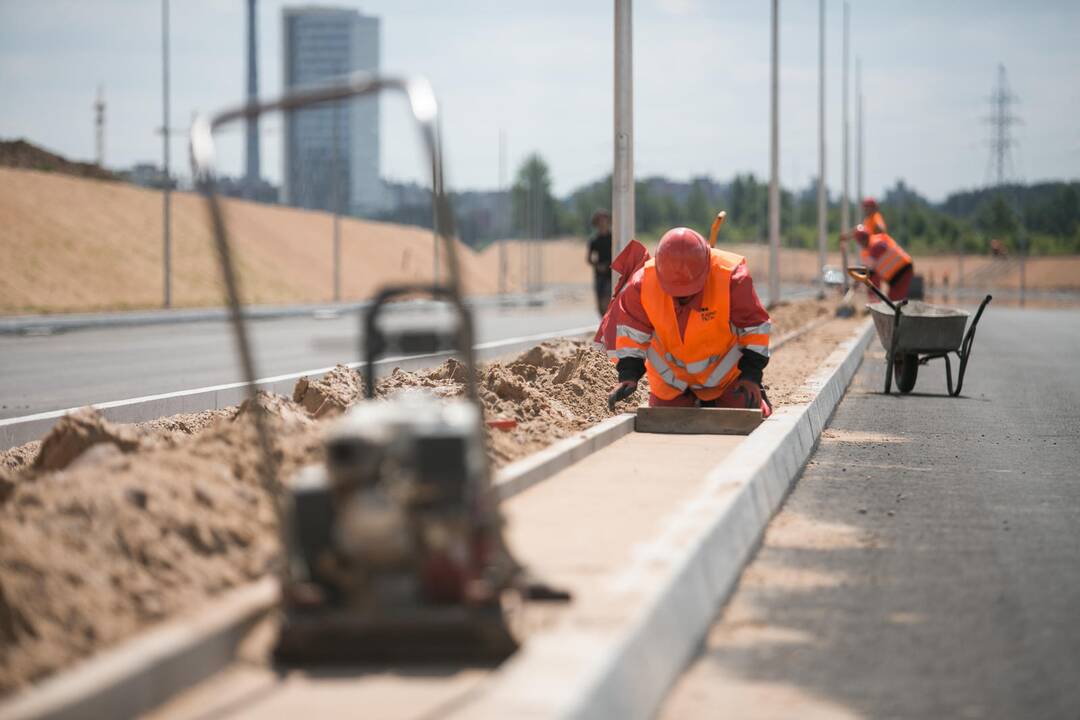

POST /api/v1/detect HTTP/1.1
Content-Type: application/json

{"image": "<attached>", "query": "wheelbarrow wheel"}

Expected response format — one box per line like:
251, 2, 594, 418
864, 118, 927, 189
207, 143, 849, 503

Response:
894, 353, 918, 394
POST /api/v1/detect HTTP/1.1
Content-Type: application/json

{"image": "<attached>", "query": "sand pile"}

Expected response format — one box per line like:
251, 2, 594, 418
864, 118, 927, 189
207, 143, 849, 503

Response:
32, 407, 142, 472
0, 343, 623, 694
378, 341, 632, 465
0, 397, 323, 695
293, 364, 365, 417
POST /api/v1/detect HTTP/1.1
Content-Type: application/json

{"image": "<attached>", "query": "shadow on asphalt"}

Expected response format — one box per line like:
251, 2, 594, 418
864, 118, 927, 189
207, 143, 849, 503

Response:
665, 318, 1080, 719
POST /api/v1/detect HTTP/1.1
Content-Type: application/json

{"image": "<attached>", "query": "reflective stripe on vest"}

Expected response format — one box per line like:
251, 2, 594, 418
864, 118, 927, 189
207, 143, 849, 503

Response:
614, 323, 651, 360
870, 233, 912, 282
639, 249, 745, 401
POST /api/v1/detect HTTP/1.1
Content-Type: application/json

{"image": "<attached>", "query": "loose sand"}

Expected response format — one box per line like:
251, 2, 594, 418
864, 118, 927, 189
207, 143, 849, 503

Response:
0, 299, 854, 695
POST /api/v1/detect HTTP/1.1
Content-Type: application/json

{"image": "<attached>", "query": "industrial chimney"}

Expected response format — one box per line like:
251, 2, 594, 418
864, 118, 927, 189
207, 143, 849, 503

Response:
244, 0, 260, 198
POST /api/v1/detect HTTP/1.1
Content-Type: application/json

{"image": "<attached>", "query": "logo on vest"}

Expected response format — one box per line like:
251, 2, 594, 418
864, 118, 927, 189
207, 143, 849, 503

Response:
698, 306, 716, 322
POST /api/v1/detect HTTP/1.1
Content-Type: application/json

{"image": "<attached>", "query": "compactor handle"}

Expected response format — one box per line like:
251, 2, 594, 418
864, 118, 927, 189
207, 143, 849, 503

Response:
362, 283, 477, 400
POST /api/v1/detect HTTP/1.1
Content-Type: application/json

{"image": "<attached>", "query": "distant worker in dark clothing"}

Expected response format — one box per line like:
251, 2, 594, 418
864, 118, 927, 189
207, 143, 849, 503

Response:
587, 209, 613, 314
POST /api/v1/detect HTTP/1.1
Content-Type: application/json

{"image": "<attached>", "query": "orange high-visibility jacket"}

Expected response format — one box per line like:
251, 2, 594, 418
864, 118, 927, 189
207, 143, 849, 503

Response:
614, 249, 767, 401
864, 210, 887, 235
860, 233, 912, 283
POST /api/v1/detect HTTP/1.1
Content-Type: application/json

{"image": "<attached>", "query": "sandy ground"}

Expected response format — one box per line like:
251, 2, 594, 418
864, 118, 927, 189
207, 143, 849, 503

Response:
0, 300, 850, 695
0, 168, 589, 314
3, 167, 1077, 314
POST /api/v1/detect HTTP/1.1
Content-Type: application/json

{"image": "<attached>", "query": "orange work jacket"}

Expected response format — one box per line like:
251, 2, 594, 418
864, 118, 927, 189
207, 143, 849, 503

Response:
860, 233, 912, 283
636, 249, 747, 401
864, 211, 887, 235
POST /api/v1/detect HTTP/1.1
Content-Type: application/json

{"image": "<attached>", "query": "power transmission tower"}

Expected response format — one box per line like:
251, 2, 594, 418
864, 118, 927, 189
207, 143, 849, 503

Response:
984, 63, 1020, 188
983, 63, 1026, 305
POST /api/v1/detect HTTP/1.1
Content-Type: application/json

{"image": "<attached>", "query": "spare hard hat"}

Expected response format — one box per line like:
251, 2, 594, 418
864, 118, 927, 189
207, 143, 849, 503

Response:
853, 224, 870, 243
655, 227, 711, 297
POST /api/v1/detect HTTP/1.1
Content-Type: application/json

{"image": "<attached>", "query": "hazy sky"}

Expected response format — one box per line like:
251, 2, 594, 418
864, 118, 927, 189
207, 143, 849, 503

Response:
1, 0, 1077, 200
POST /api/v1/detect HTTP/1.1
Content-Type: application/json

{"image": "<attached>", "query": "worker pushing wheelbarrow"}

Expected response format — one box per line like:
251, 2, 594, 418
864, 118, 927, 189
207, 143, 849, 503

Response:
847, 267, 992, 396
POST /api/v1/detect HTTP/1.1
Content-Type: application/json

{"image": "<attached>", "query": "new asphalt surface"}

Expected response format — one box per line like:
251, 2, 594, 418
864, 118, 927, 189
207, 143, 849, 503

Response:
663, 306, 1080, 719
0, 304, 599, 419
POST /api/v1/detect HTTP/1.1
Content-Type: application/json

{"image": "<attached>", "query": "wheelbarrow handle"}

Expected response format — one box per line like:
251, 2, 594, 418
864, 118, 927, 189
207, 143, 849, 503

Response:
846, 265, 898, 311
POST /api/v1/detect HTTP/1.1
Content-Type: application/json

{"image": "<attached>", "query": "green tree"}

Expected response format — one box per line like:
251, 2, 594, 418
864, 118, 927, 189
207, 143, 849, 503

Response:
975, 194, 1018, 245
511, 154, 559, 238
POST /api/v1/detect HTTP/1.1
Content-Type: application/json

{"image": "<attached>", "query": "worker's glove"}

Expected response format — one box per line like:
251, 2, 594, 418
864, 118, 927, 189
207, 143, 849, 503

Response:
731, 378, 772, 418
607, 380, 638, 412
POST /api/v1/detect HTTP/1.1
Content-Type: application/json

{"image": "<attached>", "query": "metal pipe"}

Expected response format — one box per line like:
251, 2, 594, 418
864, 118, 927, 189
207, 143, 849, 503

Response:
613, 0, 634, 287
817, 0, 827, 294
193, 73, 461, 298
498, 129, 507, 295
244, 0, 260, 195
856, 56, 863, 203
332, 101, 341, 302
840, 1, 850, 288
768, 0, 780, 305
162, 0, 171, 308
190, 71, 465, 544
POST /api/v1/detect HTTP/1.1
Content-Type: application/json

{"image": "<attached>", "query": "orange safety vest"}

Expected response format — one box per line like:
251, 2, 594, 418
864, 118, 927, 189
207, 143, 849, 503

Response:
860, 233, 911, 283
864, 211, 887, 235
638, 249, 746, 401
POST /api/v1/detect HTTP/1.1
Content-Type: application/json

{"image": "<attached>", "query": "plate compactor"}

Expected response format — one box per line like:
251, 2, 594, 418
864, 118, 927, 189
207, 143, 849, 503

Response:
275, 287, 522, 664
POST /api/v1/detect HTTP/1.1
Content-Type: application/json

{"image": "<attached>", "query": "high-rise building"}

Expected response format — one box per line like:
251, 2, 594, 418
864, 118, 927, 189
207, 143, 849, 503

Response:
282, 6, 381, 214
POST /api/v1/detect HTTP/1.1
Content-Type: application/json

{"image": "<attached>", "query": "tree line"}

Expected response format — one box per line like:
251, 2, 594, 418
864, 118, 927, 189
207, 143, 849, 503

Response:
374, 152, 1080, 256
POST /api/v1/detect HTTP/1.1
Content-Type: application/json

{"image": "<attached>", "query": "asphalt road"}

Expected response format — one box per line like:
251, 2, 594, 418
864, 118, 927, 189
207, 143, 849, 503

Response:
663, 306, 1080, 719
0, 304, 598, 419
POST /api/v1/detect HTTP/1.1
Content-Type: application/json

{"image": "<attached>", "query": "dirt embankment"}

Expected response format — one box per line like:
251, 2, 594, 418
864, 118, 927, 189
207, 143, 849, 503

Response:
0, 299, 845, 696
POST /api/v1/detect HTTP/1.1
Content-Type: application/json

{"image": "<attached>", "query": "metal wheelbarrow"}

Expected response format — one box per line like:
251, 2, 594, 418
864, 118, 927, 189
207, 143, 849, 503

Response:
847, 267, 992, 396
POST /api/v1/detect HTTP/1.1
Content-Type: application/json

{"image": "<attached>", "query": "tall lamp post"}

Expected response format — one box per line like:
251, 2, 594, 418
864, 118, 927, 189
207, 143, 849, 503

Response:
161, 0, 172, 308
817, 0, 827, 295
767, 0, 781, 305
612, 0, 634, 292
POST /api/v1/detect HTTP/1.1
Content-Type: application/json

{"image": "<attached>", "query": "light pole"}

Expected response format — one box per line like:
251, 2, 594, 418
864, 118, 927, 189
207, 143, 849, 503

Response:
856, 56, 863, 203
613, 0, 634, 291
840, 1, 850, 289
332, 102, 341, 302
817, 0, 827, 294
499, 129, 507, 295
768, 0, 780, 305
161, 0, 171, 308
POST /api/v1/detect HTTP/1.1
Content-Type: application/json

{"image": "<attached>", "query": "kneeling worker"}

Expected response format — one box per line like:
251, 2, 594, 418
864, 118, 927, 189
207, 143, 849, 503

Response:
607, 227, 772, 416
849, 224, 913, 301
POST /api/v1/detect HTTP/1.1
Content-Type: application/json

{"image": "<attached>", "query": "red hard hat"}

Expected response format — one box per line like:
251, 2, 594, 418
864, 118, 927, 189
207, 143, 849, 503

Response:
853, 224, 870, 243
862, 196, 878, 209
655, 227, 711, 296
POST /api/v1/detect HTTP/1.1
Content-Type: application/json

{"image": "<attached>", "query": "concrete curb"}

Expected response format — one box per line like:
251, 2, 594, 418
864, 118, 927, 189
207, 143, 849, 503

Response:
0, 325, 597, 452
0, 293, 556, 336
454, 318, 875, 719
493, 414, 636, 500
